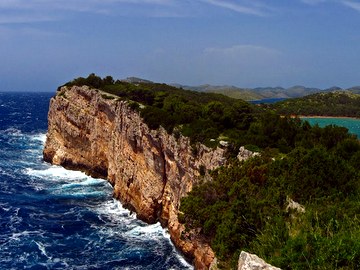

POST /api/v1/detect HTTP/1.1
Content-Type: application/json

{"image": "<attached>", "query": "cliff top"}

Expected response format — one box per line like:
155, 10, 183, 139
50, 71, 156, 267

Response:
61, 74, 359, 156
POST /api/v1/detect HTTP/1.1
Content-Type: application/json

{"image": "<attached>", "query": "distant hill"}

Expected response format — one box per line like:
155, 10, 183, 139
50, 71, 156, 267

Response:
252, 85, 327, 99
270, 91, 360, 118
347, 86, 360, 94
173, 83, 360, 101
171, 84, 263, 101
122, 77, 360, 102
121, 77, 154, 84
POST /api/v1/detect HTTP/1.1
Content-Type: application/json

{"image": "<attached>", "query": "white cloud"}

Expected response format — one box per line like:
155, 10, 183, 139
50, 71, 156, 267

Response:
301, 0, 327, 5
301, 0, 360, 12
0, 0, 182, 21
199, 0, 268, 16
0, 0, 173, 10
341, 0, 360, 12
0, 0, 275, 19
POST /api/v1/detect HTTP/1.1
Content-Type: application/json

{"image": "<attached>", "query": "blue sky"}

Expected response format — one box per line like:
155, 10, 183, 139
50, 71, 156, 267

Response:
1, 0, 360, 91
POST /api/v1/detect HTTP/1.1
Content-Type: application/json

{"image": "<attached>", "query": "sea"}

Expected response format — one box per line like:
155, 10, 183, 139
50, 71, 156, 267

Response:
301, 117, 360, 138
249, 98, 287, 104
0, 92, 193, 270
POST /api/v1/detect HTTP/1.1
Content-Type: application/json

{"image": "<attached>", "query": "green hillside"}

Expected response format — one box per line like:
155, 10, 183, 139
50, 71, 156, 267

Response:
176, 84, 263, 101
271, 91, 360, 118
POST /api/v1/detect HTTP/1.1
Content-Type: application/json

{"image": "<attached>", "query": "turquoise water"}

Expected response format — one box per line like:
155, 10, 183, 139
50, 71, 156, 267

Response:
301, 117, 360, 138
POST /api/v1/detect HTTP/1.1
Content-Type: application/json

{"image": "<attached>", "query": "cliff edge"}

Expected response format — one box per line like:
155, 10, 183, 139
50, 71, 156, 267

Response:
43, 85, 227, 269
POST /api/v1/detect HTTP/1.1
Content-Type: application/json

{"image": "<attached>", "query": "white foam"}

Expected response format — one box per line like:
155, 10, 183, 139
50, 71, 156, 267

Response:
159, 226, 193, 269
0, 204, 11, 212
125, 222, 163, 238
30, 133, 47, 144
9, 230, 33, 241
97, 199, 131, 216
1, 127, 22, 136
61, 178, 104, 189
58, 190, 106, 198
34, 241, 52, 260
25, 166, 90, 181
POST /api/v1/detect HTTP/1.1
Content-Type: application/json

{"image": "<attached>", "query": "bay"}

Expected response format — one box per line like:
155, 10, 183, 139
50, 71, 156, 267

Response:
301, 117, 360, 138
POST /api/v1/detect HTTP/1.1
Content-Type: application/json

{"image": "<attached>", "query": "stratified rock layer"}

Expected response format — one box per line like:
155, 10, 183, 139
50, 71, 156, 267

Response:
43, 86, 227, 269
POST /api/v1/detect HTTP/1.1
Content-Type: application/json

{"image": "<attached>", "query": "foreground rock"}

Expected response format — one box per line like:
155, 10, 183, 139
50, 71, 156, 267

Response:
238, 252, 281, 270
43, 86, 227, 269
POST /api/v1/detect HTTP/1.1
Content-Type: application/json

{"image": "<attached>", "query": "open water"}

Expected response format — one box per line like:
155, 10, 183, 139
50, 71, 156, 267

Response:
301, 117, 360, 138
0, 92, 192, 270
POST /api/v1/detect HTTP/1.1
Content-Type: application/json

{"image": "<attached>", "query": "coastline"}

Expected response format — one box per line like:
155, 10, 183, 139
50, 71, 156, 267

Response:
292, 115, 360, 120
43, 86, 227, 269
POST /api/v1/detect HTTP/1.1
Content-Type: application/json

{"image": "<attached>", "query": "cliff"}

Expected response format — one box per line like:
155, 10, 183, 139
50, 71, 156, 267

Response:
43, 85, 227, 269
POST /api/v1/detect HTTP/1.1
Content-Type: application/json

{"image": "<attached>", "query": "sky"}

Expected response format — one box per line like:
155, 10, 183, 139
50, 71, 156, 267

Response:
1, 0, 360, 91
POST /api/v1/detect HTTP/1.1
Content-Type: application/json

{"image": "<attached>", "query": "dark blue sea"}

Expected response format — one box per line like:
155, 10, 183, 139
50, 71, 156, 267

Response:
249, 98, 287, 104
0, 92, 192, 270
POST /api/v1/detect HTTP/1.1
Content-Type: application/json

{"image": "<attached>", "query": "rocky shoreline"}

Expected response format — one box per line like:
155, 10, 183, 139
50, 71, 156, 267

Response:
43, 85, 227, 269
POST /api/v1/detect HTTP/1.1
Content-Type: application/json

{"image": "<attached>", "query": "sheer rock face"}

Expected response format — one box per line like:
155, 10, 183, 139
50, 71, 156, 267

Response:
238, 252, 281, 270
43, 86, 227, 269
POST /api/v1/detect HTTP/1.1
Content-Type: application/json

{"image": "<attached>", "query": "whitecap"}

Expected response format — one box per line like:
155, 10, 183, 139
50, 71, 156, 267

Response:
0, 203, 11, 212
125, 223, 163, 238
9, 230, 33, 242
1, 127, 22, 136
95, 199, 137, 226
25, 166, 90, 181
29, 133, 47, 144
55, 190, 106, 198
61, 178, 105, 189
33, 240, 52, 260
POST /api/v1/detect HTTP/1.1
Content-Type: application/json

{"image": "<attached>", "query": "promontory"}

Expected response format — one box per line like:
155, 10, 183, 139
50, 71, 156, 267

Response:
44, 75, 360, 269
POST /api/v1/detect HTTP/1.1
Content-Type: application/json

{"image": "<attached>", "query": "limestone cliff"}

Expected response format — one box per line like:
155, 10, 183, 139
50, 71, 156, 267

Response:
43, 86, 227, 269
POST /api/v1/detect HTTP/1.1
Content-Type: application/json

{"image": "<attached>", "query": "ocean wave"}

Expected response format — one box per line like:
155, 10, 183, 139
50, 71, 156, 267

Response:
124, 222, 164, 239
33, 240, 52, 260
30, 133, 47, 144
0, 127, 23, 136
94, 199, 193, 269
97, 199, 135, 218
61, 178, 105, 189
25, 166, 90, 181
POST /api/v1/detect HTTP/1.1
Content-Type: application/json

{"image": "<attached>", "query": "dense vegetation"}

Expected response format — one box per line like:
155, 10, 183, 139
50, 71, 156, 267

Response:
64, 74, 316, 153
181, 130, 360, 269
270, 91, 360, 118
64, 74, 360, 269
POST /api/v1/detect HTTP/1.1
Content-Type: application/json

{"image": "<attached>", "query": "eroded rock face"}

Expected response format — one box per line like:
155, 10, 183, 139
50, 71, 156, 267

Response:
238, 251, 281, 270
237, 146, 259, 162
43, 86, 227, 269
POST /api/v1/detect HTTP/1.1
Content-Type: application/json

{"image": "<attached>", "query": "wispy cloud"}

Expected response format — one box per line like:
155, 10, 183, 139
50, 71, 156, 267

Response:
301, 0, 360, 12
0, 0, 276, 20
341, 0, 360, 12
0, 0, 180, 20
0, 0, 173, 10
199, 0, 269, 16
301, 0, 327, 5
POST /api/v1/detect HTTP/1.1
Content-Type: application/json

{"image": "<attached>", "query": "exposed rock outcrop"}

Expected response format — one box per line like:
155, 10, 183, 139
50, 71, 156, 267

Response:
237, 146, 259, 162
43, 86, 227, 269
238, 252, 281, 270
